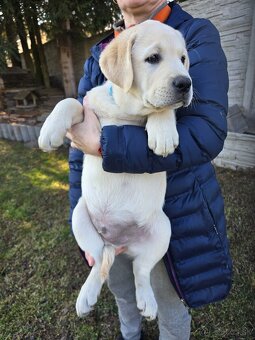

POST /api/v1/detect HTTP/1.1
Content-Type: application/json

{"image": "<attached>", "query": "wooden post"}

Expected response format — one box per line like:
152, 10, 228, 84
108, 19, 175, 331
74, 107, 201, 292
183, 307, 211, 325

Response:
59, 20, 77, 98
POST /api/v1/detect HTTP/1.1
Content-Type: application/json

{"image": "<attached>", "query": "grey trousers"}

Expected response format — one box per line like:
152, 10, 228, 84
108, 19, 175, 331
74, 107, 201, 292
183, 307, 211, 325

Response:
108, 255, 191, 340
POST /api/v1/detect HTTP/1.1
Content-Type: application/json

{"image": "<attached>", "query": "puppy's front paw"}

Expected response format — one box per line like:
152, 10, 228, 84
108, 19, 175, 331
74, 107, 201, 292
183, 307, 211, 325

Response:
147, 119, 179, 157
38, 118, 66, 152
38, 98, 84, 152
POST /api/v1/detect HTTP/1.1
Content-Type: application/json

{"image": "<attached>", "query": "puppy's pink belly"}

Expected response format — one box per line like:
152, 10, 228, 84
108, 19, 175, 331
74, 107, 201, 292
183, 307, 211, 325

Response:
91, 216, 149, 246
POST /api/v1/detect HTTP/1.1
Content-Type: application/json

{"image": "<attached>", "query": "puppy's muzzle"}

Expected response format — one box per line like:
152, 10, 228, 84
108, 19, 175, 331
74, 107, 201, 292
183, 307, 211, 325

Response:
145, 76, 193, 109
173, 76, 192, 94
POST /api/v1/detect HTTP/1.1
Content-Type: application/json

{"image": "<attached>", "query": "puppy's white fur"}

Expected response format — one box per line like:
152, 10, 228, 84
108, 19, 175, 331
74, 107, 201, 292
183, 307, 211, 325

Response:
39, 20, 193, 320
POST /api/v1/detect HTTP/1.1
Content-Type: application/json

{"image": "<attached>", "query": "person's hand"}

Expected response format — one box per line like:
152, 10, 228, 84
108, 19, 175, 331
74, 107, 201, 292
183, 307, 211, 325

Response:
85, 246, 127, 266
66, 97, 101, 156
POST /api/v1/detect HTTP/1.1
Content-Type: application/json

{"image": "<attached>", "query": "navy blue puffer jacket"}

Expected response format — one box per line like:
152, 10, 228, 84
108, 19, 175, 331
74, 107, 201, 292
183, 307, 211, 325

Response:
69, 3, 232, 308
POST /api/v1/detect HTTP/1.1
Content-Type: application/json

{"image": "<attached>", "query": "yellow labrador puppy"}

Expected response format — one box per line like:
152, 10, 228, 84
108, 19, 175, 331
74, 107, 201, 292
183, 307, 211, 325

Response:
39, 20, 193, 320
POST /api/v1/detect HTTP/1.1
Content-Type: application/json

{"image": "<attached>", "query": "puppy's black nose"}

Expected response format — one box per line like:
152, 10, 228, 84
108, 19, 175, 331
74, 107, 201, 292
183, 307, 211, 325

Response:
173, 76, 191, 94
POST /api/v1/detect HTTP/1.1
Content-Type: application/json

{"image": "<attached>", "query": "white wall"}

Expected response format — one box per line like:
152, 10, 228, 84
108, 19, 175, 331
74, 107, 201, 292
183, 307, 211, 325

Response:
181, 0, 254, 112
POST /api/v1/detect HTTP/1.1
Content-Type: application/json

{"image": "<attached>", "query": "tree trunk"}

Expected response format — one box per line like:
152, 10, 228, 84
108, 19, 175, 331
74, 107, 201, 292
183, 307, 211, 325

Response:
58, 20, 76, 97
23, 8, 44, 85
12, 2, 35, 74
4, 18, 22, 68
28, 27, 44, 85
31, 4, 50, 88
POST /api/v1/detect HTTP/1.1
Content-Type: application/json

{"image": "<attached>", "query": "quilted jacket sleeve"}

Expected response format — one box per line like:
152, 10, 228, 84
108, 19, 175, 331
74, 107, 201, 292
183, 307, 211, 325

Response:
100, 19, 228, 174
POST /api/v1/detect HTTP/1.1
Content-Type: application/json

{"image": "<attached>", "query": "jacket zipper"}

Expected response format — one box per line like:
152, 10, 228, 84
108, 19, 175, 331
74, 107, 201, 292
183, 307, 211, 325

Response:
194, 178, 230, 266
165, 252, 188, 306
213, 223, 224, 248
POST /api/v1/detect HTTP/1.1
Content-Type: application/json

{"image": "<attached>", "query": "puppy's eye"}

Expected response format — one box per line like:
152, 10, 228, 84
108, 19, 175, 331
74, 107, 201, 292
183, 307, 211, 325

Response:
181, 55, 186, 64
145, 54, 161, 64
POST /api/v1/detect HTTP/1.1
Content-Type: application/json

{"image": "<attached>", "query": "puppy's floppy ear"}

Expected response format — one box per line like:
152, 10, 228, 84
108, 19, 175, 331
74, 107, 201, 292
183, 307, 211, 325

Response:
99, 29, 136, 92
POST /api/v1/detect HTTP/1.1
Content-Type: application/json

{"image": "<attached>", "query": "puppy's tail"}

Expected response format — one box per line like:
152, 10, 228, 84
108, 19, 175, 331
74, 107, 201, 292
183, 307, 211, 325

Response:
100, 245, 115, 282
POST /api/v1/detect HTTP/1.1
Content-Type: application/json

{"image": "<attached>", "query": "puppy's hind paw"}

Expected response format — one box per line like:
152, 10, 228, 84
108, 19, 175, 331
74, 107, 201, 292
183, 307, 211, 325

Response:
76, 289, 96, 318
75, 279, 101, 318
136, 288, 158, 321
76, 294, 93, 318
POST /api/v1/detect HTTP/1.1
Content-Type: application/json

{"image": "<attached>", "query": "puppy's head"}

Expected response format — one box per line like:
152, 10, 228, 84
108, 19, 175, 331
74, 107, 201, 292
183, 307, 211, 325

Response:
99, 20, 193, 109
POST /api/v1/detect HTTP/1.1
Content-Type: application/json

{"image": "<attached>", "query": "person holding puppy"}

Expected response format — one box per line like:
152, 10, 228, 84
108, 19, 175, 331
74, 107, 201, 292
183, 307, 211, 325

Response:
67, 1, 232, 339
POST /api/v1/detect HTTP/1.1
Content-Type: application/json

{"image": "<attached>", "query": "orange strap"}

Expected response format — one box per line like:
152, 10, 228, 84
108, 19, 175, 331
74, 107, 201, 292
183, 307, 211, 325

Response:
153, 3, 171, 23
114, 4, 171, 38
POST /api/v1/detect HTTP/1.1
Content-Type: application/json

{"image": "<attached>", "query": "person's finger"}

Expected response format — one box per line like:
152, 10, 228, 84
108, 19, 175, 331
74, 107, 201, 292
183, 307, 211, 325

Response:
85, 252, 95, 266
70, 140, 84, 151
85, 247, 126, 266
70, 141, 78, 149
66, 131, 72, 140
115, 246, 127, 256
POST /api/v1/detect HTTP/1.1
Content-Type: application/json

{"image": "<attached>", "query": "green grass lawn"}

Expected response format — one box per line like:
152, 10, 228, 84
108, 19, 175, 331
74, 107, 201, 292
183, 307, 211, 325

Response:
0, 139, 254, 339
